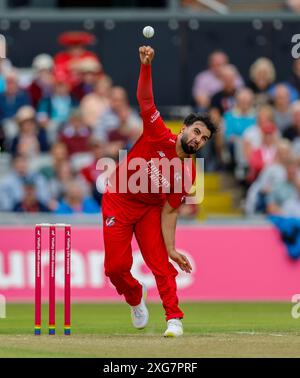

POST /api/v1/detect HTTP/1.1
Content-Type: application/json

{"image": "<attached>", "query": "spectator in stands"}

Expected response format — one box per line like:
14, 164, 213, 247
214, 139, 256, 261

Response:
27, 54, 54, 109
39, 141, 69, 180
13, 177, 50, 213
0, 59, 6, 148
94, 86, 142, 159
281, 175, 300, 216
55, 179, 99, 214
242, 105, 277, 163
38, 143, 90, 210
248, 57, 275, 107
59, 109, 91, 155
10, 106, 49, 157
192, 51, 243, 111
289, 59, 300, 95
0, 123, 4, 151
207, 64, 241, 170
37, 74, 77, 142
272, 84, 293, 133
48, 160, 79, 205
247, 121, 278, 184
54, 31, 102, 90
286, 0, 300, 12
0, 64, 5, 95
81, 136, 105, 203
223, 87, 256, 170
210, 64, 241, 119
37, 74, 76, 125
245, 139, 292, 215
0, 58, 12, 94
0, 70, 31, 122
71, 57, 102, 102
283, 100, 300, 156
80, 75, 112, 129
224, 88, 256, 140
266, 157, 299, 215
0, 153, 50, 211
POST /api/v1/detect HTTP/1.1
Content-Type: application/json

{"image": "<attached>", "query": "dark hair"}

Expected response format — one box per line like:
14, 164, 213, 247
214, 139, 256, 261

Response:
183, 113, 218, 139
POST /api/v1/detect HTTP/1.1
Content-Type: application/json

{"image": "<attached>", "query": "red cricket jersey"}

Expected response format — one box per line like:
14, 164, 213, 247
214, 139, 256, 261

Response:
107, 105, 196, 209
105, 62, 196, 209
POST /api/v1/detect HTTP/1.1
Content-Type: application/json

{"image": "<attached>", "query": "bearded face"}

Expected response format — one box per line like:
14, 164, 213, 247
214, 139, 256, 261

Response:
179, 122, 211, 155
181, 132, 199, 154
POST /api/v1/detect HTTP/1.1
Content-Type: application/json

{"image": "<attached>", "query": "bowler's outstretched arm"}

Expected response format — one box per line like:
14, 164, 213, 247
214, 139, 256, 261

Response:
136, 45, 155, 114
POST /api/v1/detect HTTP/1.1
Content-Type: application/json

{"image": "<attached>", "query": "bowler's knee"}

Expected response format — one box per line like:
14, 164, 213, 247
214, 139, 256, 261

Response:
105, 261, 130, 278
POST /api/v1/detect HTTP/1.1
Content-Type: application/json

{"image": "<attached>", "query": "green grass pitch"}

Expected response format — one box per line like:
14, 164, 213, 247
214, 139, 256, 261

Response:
0, 302, 300, 357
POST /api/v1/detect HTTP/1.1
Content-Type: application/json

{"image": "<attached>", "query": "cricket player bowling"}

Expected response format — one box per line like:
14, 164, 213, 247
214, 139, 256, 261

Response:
102, 45, 217, 337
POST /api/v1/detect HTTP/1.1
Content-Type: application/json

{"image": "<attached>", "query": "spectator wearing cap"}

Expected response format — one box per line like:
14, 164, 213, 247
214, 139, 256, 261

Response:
80, 75, 112, 129
13, 177, 50, 213
10, 106, 49, 157
192, 51, 244, 111
0, 153, 50, 211
55, 179, 100, 214
59, 109, 91, 155
27, 54, 54, 109
248, 58, 275, 107
71, 57, 102, 103
0, 70, 31, 122
247, 121, 279, 184
94, 86, 142, 160
54, 31, 102, 89
271, 84, 293, 133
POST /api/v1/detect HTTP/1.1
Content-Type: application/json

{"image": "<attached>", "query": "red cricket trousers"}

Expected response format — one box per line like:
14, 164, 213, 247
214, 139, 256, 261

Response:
102, 191, 184, 321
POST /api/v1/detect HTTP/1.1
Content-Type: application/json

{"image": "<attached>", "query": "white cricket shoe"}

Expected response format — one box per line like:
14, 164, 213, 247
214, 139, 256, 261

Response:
130, 284, 149, 329
164, 318, 183, 337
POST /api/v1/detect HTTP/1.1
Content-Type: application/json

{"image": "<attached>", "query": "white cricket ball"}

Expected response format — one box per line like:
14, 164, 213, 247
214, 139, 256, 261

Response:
143, 26, 155, 39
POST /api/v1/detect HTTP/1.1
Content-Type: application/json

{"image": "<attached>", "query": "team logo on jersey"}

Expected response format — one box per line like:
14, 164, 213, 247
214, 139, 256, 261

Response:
145, 160, 170, 189
150, 111, 160, 123
157, 151, 165, 158
105, 216, 115, 227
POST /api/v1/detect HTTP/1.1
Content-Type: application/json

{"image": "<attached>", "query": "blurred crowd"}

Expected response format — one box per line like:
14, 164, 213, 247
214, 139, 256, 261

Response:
2, 29, 300, 219
0, 31, 142, 214
193, 50, 300, 217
